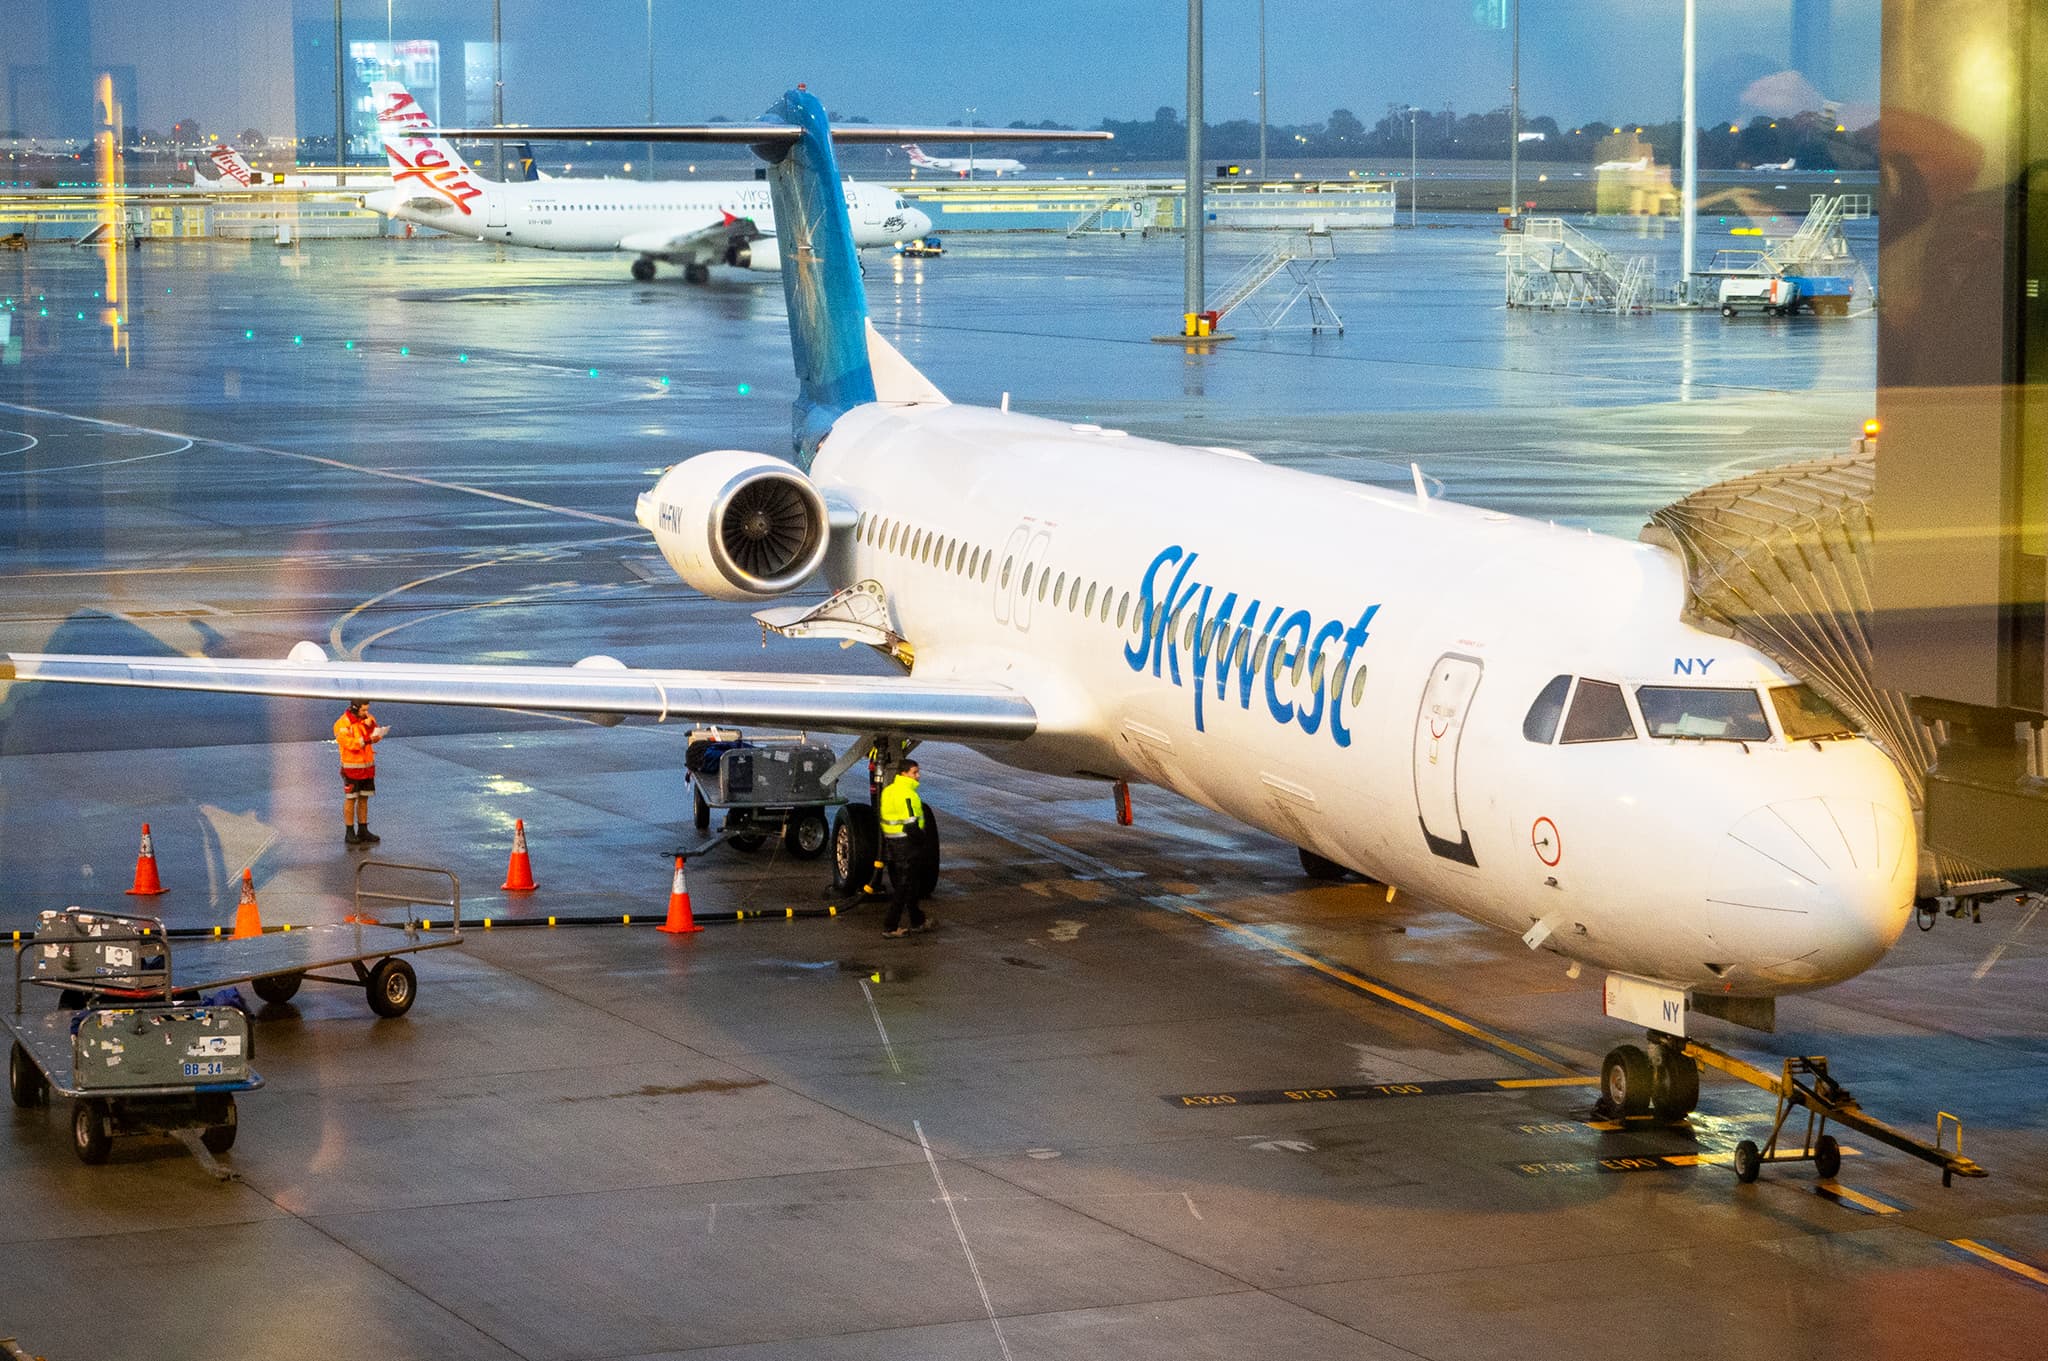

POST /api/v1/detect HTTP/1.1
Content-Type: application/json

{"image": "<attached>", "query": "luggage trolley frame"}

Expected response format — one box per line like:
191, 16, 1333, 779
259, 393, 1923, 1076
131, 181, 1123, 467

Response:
7, 908, 260, 1171
181, 860, 465, 1017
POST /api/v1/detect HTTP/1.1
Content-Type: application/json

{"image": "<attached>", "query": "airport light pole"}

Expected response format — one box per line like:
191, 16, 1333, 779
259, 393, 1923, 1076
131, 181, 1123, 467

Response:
1680, 0, 1698, 300
1257, 0, 1267, 180
1185, 0, 1204, 327
1508, 0, 1520, 220
1408, 106, 1420, 227
493, 0, 505, 183
333, 0, 344, 165
646, 0, 656, 179
965, 106, 977, 177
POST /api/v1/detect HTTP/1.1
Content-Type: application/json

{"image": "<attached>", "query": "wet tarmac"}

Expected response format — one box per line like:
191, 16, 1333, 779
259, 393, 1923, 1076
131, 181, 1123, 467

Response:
3, 230, 2043, 1360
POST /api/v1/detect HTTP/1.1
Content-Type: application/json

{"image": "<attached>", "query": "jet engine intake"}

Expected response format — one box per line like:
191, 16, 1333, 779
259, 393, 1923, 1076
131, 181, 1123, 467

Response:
726, 239, 781, 272
635, 450, 829, 601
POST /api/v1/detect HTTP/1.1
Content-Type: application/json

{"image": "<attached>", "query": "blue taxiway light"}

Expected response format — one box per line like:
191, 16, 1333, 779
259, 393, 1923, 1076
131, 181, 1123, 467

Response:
292, 335, 303, 345
588, 368, 599, 378
737, 383, 751, 395
399, 345, 409, 356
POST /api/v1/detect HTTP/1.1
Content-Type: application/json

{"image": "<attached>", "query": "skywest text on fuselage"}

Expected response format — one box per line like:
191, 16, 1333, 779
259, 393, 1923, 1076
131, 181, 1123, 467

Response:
1124, 545, 1380, 744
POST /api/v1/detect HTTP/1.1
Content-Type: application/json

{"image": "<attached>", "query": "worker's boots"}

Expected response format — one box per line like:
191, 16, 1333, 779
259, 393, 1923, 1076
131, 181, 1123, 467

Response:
356, 824, 381, 845
345, 825, 362, 846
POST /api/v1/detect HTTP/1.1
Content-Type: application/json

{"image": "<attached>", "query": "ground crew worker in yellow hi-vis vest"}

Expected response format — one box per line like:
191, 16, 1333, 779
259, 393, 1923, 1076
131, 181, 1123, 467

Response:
335, 698, 387, 848
878, 759, 930, 936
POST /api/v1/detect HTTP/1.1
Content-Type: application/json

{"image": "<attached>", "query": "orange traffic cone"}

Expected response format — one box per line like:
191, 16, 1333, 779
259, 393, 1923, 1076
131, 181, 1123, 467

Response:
232, 867, 264, 938
501, 819, 538, 892
658, 854, 701, 934
124, 822, 167, 896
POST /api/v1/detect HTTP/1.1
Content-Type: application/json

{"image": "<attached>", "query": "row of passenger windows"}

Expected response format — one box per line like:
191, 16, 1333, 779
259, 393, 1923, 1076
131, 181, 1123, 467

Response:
1523, 676, 1855, 746
853, 510, 1373, 709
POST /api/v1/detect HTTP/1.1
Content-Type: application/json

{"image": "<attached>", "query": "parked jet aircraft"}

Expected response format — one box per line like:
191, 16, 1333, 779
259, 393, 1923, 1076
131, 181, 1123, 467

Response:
1594, 155, 1651, 172
361, 83, 929, 281
901, 143, 1024, 177
1753, 157, 1797, 172
193, 143, 322, 190
6, 91, 1915, 1123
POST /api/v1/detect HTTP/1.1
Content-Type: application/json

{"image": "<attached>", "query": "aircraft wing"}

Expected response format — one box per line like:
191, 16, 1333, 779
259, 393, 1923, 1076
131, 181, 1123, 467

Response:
1, 650, 1036, 740
619, 213, 758, 265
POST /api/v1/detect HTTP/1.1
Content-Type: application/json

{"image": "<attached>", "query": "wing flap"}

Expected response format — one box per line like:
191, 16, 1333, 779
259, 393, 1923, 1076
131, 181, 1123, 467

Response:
2, 652, 1035, 740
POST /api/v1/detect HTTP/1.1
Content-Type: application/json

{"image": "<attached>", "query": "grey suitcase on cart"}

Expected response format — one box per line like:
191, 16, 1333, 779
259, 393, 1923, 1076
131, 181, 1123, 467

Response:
71, 1006, 252, 1090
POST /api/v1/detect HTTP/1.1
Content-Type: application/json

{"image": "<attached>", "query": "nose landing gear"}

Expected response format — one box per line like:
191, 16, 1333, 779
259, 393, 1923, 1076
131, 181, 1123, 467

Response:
1598, 1038, 1699, 1122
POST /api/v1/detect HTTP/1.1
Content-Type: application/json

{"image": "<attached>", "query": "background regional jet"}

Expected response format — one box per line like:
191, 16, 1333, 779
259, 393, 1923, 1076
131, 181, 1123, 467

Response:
8, 91, 1917, 1126
900, 143, 1024, 177
362, 83, 929, 281
192, 143, 323, 190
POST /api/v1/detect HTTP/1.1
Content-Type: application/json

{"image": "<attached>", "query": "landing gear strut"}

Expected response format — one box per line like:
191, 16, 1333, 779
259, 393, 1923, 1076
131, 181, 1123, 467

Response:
630, 257, 656, 282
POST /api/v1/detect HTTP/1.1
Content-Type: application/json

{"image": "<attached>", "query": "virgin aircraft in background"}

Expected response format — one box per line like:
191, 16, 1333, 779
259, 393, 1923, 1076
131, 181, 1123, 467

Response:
361, 82, 929, 282
900, 143, 1024, 177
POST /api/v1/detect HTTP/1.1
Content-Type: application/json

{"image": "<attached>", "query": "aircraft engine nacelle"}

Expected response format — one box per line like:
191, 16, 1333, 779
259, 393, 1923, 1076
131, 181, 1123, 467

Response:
726, 239, 781, 273
635, 450, 829, 601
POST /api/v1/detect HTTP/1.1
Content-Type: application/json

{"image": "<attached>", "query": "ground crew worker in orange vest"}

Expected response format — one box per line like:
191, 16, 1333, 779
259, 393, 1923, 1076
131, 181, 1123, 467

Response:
335, 698, 387, 847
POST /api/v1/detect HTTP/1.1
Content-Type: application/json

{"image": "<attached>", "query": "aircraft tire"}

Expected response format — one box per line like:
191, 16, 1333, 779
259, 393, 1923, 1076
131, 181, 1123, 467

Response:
911, 805, 942, 899
1652, 1051, 1699, 1121
831, 805, 881, 895
684, 263, 711, 285
1298, 847, 1349, 881
1601, 1045, 1653, 1118
631, 257, 656, 281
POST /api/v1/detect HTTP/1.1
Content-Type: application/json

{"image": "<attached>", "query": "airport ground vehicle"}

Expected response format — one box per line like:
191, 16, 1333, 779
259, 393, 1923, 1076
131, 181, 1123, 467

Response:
685, 728, 841, 858
1718, 272, 1853, 317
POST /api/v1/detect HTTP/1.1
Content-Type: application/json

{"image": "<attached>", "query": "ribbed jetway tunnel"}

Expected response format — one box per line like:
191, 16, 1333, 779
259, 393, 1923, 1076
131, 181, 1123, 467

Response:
1642, 453, 1997, 897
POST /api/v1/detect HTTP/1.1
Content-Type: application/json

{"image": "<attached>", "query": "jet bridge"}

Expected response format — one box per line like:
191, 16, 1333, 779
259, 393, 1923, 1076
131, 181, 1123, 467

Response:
1642, 452, 2008, 900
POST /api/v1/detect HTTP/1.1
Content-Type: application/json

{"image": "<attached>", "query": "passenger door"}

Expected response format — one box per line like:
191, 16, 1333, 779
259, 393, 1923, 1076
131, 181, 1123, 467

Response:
1413, 653, 1482, 866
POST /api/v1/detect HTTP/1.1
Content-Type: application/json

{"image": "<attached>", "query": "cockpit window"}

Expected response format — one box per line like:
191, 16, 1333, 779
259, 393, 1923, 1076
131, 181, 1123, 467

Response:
1635, 686, 1773, 741
1523, 674, 1572, 744
1559, 679, 1638, 743
1770, 684, 1859, 741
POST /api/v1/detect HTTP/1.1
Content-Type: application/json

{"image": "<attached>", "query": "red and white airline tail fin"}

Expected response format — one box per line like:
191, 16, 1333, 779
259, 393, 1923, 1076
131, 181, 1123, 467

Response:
371, 81, 491, 218
208, 144, 254, 188
900, 143, 937, 167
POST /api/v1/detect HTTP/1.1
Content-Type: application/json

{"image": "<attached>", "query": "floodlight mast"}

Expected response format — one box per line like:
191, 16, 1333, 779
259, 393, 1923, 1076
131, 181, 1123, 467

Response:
1185, 0, 1204, 325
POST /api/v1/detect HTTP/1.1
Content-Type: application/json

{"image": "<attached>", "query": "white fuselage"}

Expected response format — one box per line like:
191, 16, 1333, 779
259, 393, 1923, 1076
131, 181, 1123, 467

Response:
803, 403, 1916, 997
369, 176, 925, 255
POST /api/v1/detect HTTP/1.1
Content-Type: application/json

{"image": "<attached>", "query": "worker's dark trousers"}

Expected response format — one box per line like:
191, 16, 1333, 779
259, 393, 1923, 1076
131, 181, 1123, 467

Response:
882, 837, 927, 932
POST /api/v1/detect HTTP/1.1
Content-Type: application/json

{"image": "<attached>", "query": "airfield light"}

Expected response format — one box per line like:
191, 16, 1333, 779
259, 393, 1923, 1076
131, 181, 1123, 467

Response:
399, 345, 409, 356
1769, 121, 1778, 128
1612, 126, 1620, 134
1634, 126, 1643, 133
1864, 418, 1881, 438
38, 308, 47, 317
1835, 124, 1846, 133
588, 367, 600, 378
244, 329, 254, 338
292, 334, 303, 345
75, 311, 83, 320
736, 382, 751, 395
458, 353, 469, 362
344, 340, 355, 350
658, 375, 669, 386
1730, 125, 1739, 134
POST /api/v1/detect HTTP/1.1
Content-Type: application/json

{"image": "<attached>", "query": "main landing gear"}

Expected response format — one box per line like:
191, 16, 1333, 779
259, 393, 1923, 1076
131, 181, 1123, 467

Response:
1599, 1035, 1699, 1123
683, 263, 711, 285
630, 257, 656, 282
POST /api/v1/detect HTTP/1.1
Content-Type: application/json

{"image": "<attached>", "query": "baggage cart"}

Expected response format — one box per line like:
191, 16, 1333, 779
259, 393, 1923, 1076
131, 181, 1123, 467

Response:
683, 727, 844, 859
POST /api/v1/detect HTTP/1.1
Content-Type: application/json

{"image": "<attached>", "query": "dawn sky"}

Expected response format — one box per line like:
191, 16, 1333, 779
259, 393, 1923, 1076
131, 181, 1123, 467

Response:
2, 1, 1878, 140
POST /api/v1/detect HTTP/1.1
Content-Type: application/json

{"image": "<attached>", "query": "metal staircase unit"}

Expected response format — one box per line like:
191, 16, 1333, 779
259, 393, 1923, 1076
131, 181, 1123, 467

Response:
1206, 232, 1345, 333
1502, 218, 1657, 313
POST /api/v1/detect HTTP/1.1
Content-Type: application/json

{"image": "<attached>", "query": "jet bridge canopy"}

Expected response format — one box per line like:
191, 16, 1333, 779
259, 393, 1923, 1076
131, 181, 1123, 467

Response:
1641, 453, 1996, 896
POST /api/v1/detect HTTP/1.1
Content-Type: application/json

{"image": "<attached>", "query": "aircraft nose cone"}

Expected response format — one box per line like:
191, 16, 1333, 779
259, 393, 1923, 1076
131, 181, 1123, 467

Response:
1722, 796, 1914, 985
908, 208, 933, 238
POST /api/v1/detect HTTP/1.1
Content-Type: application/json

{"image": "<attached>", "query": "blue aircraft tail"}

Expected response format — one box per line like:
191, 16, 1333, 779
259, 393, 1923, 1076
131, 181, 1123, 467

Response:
760, 88, 876, 468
